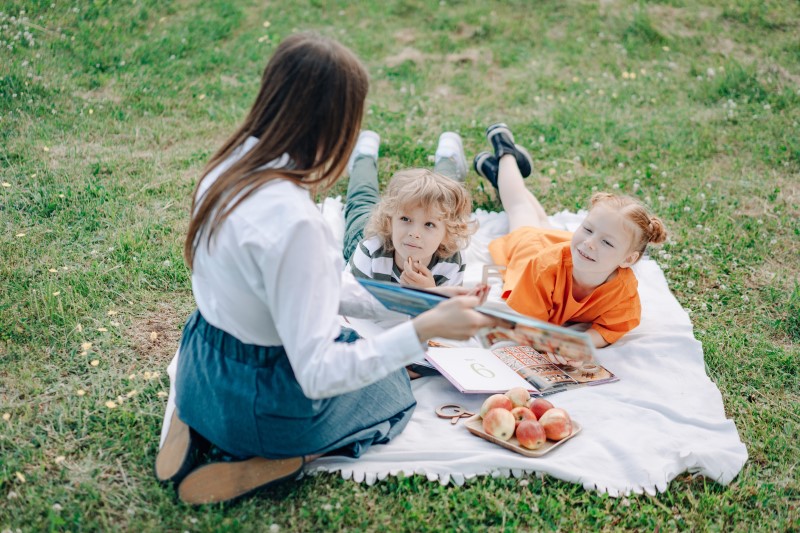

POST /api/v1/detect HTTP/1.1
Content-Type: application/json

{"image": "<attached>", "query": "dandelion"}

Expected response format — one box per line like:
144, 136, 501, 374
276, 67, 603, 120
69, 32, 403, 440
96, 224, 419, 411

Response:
88, 109, 93, 114
2, 413, 10, 421
90, 360, 99, 367
105, 401, 117, 409
262, 20, 271, 28
76, 389, 86, 396
43, 146, 50, 152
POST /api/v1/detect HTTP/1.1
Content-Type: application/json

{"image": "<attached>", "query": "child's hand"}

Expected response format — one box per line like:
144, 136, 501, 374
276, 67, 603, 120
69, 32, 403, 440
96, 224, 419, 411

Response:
400, 257, 436, 288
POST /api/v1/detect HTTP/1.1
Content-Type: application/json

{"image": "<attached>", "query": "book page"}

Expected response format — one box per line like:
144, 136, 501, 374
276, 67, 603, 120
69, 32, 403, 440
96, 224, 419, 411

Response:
425, 347, 533, 394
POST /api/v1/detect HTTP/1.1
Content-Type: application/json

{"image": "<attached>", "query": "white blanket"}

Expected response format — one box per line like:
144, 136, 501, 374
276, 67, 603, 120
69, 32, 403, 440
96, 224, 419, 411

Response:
307, 199, 748, 496
162, 199, 747, 497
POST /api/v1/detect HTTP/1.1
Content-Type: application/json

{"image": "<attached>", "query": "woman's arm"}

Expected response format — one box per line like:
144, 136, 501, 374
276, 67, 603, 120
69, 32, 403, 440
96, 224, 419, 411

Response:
261, 215, 497, 400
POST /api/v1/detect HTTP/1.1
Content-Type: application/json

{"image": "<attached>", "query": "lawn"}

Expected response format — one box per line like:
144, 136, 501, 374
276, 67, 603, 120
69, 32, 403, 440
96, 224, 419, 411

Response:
1, 0, 798, 530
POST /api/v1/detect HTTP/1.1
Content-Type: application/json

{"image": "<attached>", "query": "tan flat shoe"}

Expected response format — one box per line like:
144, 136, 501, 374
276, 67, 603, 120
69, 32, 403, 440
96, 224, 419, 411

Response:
154, 410, 207, 485
177, 456, 304, 505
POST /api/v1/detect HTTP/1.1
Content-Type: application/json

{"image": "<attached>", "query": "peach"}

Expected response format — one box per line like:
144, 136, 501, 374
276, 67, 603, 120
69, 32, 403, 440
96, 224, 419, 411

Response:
538, 408, 573, 441
482, 408, 516, 441
529, 398, 554, 420
504, 386, 531, 408
516, 419, 547, 450
479, 394, 513, 418
510, 406, 537, 426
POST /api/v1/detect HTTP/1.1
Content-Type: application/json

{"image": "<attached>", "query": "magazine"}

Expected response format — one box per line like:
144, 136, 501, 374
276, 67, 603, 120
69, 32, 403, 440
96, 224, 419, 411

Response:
424, 344, 617, 395
356, 278, 617, 395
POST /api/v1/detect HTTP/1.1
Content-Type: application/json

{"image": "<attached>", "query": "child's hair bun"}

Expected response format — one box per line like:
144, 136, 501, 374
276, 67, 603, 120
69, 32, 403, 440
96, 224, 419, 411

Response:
647, 217, 668, 244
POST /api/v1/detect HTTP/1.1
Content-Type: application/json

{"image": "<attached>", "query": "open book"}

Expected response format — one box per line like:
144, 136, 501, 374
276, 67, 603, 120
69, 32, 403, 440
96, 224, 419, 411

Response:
356, 277, 618, 395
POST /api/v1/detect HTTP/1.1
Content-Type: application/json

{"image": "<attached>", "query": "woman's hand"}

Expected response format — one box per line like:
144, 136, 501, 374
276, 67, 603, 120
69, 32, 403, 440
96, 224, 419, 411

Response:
411, 295, 501, 342
399, 257, 436, 288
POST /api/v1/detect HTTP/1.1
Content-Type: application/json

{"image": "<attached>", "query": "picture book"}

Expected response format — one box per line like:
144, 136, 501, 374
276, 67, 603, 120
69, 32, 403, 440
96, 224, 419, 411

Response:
356, 277, 618, 395
356, 278, 598, 362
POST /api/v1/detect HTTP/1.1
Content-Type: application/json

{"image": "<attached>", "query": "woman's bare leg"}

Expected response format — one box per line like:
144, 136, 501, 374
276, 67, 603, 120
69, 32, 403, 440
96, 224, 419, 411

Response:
497, 155, 551, 231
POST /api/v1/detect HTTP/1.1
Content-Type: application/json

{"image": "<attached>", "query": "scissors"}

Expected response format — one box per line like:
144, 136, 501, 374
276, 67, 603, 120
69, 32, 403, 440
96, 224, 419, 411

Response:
436, 404, 475, 425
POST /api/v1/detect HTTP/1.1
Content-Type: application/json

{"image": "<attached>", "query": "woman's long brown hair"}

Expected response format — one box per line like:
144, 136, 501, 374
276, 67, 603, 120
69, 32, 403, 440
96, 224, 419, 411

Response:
184, 33, 369, 269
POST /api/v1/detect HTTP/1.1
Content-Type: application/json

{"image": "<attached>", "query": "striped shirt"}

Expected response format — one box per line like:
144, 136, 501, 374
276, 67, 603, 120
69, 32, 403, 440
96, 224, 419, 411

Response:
347, 235, 465, 287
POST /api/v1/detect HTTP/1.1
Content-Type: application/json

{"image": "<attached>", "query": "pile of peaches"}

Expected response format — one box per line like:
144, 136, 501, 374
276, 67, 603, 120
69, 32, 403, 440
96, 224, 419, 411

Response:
479, 386, 573, 450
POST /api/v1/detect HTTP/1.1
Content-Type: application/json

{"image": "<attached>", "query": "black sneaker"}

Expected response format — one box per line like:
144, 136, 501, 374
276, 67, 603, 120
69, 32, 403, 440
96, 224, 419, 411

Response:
486, 123, 533, 178
473, 151, 499, 190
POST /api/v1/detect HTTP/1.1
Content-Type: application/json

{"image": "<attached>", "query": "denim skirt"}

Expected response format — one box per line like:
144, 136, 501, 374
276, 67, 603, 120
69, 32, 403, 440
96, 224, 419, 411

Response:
174, 311, 417, 459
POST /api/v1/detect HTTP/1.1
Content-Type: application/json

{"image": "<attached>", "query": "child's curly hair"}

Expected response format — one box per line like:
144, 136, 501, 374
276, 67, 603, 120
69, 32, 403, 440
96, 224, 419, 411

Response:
364, 169, 477, 259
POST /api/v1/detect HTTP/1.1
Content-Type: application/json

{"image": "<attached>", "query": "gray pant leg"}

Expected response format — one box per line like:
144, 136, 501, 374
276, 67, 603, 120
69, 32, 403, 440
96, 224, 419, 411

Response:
343, 157, 380, 262
433, 158, 458, 181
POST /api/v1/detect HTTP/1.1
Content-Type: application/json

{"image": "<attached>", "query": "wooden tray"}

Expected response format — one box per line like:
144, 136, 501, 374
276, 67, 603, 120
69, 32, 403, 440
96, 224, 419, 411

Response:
464, 415, 582, 457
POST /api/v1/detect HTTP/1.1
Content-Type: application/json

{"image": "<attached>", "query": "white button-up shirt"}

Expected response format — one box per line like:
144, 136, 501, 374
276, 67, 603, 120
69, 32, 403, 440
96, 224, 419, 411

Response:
191, 138, 425, 399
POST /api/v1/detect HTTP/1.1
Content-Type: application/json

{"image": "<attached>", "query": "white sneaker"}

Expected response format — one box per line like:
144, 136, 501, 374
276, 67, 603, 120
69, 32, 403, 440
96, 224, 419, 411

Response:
434, 132, 467, 182
347, 130, 380, 175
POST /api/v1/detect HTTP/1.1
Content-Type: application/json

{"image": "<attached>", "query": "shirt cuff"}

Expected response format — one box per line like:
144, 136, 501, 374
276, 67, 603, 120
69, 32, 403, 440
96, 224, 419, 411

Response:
374, 320, 427, 365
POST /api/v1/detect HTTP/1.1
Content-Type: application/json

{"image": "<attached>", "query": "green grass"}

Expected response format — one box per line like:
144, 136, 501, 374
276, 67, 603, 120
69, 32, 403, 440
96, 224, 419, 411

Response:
1, 0, 798, 530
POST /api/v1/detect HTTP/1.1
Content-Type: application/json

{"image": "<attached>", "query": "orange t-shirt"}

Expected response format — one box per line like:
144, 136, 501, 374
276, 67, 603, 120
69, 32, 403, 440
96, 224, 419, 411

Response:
488, 227, 641, 344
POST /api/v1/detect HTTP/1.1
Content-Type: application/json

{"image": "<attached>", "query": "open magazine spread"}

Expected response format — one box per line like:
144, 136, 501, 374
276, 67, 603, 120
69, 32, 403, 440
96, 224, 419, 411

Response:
424, 345, 617, 395
356, 278, 618, 395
